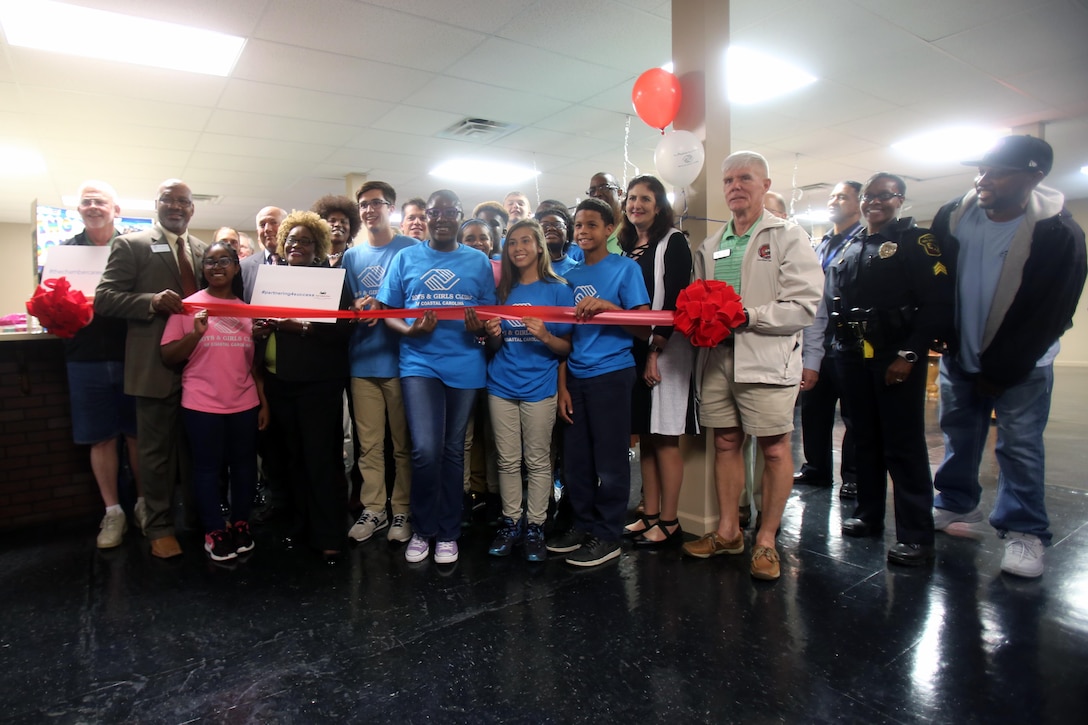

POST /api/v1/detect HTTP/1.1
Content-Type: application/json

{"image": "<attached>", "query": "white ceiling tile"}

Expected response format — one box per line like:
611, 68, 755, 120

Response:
499, 0, 671, 73
6, 48, 228, 107
361, 0, 535, 33
402, 76, 568, 126
18, 87, 212, 131
369, 106, 467, 136
488, 127, 620, 159
231, 40, 434, 102
185, 152, 307, 176
445, 37, 631, 102
217, 79, 395, 126
254, 0, 486, 72
194, 133, 338, 163
205, 109, 359, 146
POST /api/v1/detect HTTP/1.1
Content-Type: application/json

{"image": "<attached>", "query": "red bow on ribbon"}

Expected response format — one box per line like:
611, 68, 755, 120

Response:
674, 279, 746, 347
26, 277, 94, 338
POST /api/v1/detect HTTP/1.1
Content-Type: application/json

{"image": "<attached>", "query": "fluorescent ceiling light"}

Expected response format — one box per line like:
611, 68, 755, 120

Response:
0, 146, 46, 175
62, 195, 155, 211
1081, 165, 1088, 175
891, 126, 1008, 164
430, 159, 540, 185
726, 47, 816, 104
0, 0, 246, 77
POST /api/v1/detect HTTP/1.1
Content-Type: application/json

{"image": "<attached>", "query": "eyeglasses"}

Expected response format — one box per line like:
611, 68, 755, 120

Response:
586, 184, 619, 195
540, 221, 566, 231
202, 257, 235, 268
358, 199, 392, 211
860, 192, 903, 203
158, 196, 193, 208
78, 198, 112, 208
425, 208, 462, 221
285, 237, 315, 247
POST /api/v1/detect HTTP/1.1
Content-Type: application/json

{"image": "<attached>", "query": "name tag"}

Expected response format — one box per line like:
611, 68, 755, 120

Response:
713, 248, 731, 260
150, 243, 171, 253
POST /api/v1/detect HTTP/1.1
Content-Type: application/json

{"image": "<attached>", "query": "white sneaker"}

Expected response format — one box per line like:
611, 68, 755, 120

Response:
387, 513, 412, 542
933, 506, 983, 537
348, 509, 388, 542
1001, 532, 1045, 578
96, 510, 127, 549
133, 499, 149, 536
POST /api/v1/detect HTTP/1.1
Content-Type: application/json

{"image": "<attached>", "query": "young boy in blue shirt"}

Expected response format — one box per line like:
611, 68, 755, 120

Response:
547, 198, 651, 566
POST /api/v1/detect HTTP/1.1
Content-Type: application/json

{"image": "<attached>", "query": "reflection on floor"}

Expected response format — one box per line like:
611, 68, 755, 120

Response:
2, 369, 1086, 723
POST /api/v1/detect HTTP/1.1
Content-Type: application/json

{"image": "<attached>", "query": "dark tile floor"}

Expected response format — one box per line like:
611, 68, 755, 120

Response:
2, 369, 1087, 724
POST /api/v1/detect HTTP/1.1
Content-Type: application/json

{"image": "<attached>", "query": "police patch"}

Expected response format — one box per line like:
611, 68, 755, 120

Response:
918, 233, 941, 257
757, 243, 771, 260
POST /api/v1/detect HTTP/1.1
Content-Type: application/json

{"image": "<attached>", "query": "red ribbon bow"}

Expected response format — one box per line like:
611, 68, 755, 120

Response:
26, 277, 94, 338
673, 279, 746, 347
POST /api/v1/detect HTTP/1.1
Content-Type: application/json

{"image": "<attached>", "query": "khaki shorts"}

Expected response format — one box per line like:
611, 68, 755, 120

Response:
698, 344, 797, 436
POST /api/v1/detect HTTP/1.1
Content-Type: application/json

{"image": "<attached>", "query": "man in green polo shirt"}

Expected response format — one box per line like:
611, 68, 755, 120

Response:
686, 151, 823, 581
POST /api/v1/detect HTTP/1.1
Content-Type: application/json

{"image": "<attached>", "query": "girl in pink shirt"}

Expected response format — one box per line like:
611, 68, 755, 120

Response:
162, 242, 269, 562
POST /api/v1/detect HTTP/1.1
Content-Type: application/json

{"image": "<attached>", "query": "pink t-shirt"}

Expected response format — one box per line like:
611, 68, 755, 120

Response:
161, 290, 259, 414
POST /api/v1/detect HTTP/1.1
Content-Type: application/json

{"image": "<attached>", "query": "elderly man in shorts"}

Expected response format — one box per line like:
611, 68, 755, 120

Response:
685, 151, 823, 580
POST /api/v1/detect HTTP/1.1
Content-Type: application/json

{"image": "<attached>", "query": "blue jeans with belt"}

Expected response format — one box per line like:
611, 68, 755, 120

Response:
932, 356, 1053, 544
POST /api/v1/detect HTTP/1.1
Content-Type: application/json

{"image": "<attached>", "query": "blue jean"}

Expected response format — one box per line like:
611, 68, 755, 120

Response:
183, 406, 259, 533
563, 367, 635, 541
401, 376, 478, 541
932, 356, 1053, 544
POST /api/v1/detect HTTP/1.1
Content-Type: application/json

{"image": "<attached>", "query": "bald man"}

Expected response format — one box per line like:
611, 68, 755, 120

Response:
95, 179, 207, 558
241, 206, 286, 303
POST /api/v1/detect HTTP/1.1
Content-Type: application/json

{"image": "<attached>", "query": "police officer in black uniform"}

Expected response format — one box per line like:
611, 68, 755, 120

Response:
828, 172, 953, 566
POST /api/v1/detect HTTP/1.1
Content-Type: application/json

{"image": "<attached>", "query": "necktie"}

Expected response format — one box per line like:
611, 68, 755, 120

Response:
175, 236, 197, 296
267, 252, 281, 265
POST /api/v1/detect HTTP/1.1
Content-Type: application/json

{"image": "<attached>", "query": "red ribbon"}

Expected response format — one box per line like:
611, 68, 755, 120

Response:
180, 302, 677, 326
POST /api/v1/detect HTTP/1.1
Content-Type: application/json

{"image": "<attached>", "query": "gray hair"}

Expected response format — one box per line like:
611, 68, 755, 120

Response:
721, 151, 770, 179
76, 179, 118, 204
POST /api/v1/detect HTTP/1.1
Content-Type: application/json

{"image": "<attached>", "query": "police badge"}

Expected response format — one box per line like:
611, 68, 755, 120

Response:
878, 241, 898, 259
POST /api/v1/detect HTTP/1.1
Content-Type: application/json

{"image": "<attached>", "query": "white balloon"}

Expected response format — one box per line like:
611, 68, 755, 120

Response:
654, 130, 706, 188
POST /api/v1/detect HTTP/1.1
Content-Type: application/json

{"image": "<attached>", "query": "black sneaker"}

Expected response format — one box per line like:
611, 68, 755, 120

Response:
546, 528, 584, 553
232, 521, 255, 554
204, 529, 237, 561
524, 523, 546, 562
565, 537, 621, 567
488, 517, 525, 557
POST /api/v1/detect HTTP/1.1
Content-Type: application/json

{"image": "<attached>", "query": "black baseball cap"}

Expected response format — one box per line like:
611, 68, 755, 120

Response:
964, 135, 1053, 176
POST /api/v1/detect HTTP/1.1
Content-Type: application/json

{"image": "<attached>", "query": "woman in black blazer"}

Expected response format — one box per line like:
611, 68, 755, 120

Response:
253, 210, 354, 562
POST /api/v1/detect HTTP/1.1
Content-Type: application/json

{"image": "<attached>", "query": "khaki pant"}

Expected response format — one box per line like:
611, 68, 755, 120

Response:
488, 393, 557, 526
350, 377, 411, 515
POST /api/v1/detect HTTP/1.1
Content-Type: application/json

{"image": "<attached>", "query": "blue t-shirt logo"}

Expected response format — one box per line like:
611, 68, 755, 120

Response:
359, 265, 386, 289
422, 268, 461, 291
573, 284, 597, 303
505, 302, 530, 328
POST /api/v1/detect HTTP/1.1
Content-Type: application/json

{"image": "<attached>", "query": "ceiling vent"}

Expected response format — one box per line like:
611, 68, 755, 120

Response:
192, 193, 222, 205
437, 117, 519, 142
799, 182, 830, 192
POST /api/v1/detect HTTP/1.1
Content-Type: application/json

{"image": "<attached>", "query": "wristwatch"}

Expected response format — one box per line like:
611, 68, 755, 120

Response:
897, 350, 919, 363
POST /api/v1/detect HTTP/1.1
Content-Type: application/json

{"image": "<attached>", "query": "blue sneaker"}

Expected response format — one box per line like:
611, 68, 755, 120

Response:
488, 516, 525, 557
524, 522, 546, 562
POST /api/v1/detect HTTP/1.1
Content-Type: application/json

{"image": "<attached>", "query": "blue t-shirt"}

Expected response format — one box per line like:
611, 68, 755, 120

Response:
377, 243, 497, 389
568, 245, 585, 262
342, 234, 417, 378
551, 254, 580, 279
487, 279, 574, 402
564, 254, 650, 378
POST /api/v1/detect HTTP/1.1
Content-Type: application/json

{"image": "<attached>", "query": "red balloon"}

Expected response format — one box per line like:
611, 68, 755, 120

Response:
631, 68, 682, 131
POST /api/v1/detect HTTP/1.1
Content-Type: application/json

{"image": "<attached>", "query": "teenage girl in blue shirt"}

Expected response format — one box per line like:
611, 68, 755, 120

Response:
482, 219, 574, 562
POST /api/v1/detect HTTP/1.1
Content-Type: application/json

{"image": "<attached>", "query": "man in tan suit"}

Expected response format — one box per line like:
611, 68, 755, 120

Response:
95, 179, 206, 558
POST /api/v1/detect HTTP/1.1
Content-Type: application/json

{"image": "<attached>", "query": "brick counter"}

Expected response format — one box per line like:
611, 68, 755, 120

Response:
0, 335, 98, 531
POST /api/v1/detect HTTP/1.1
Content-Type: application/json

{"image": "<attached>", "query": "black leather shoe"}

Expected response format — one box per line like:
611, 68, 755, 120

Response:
793, 472, 832, 487
842, 518, 883, 537
887, 542, 935, 567
839, 481, 858, 499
